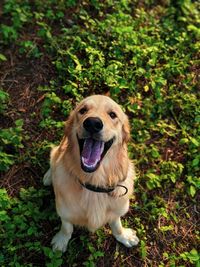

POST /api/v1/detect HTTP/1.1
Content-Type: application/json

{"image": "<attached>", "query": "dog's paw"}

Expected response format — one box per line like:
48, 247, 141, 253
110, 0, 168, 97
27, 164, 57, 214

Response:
51, 231, 71, 253
114, 228, 139, 248
43, 169, 52, 186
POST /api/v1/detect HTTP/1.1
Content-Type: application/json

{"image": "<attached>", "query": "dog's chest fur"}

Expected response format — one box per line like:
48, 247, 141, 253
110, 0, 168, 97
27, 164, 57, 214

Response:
53, 165, 126, 231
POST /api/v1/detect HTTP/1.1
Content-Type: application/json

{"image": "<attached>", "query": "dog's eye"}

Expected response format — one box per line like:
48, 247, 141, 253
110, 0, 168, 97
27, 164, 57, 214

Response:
109, 111, 117, 119
79, 107, 87, 115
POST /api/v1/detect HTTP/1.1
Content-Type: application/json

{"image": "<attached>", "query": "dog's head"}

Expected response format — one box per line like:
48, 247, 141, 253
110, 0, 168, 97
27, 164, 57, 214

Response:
65, 95, 130, 173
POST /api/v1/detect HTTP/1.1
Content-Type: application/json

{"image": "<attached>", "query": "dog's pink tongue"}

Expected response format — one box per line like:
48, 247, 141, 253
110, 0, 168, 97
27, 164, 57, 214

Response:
82, 138, 104, 167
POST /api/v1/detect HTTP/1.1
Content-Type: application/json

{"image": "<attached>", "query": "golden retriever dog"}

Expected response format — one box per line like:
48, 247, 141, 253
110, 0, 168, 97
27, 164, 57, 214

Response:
43, 95, 139, 252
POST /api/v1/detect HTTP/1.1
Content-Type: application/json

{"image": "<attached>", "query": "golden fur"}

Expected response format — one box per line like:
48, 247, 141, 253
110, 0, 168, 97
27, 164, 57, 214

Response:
44, 95, 139, 251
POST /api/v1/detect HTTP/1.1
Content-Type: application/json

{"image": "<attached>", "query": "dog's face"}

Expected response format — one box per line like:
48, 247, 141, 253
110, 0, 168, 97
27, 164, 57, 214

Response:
65, 95, 130, 173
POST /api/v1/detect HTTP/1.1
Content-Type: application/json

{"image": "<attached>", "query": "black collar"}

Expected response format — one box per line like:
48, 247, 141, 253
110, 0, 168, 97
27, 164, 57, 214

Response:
79, 180, 128, 196
79, 180, 115, 193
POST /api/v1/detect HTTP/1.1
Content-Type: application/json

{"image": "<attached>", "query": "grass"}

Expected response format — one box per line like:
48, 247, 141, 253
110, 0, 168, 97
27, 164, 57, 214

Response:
0, 0, 199, 266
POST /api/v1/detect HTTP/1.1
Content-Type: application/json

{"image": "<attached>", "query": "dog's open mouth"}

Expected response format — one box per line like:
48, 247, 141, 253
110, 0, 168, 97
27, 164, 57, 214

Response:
78, 137, 114, 172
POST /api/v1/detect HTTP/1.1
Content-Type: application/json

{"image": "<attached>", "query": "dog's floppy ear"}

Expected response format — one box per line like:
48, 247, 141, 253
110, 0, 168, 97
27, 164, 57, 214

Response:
58, 111, 75, 152
122, 115, 130, 143
64, 111, 75, 138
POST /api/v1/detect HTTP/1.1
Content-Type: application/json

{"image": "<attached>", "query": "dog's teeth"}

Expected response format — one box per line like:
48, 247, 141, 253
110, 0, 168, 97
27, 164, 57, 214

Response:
81, 157, 97, 168
100, 142, 104, 154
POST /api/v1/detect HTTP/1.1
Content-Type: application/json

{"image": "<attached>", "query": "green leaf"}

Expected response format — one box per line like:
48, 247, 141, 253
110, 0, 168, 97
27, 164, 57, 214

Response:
192, 157, 199, 167
179, 138, 189, 144
151, 148, 160, 158
190, 137, 199, 147
140, 240, 147, 259
160, 225, 174, 232
189, 185, 196, 197
189, 249, 199, 262
0, 54, 7, 61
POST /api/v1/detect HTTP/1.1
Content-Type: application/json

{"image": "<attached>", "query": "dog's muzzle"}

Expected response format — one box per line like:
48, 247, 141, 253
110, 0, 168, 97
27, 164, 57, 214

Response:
77, 117, 114, 172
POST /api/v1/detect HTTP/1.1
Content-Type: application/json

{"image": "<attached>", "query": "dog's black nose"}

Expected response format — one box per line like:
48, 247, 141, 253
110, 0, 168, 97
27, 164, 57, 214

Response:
83, 117, 103, 133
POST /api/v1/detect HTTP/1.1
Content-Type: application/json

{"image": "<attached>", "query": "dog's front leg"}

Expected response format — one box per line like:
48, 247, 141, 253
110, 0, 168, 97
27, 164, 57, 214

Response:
51, 219, 73, 252
110, 217, 139, 248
